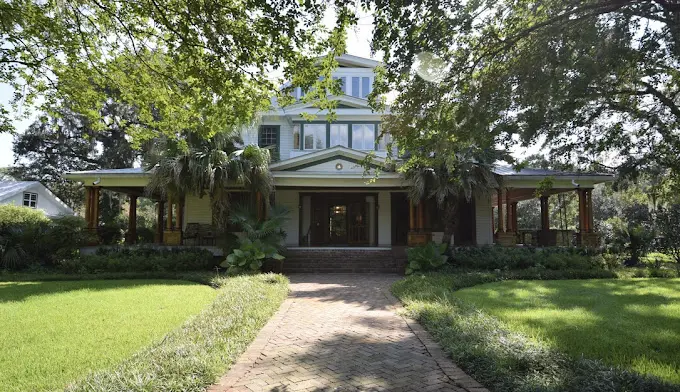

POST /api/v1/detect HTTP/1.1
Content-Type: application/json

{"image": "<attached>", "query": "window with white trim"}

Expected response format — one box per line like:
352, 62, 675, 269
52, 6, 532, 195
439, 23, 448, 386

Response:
23, 192, 38, 208
303, 124, 326, 150
352, 124, 376, 150
350, 76, 372, 98
377, 132, 392, 151
293, 124, 301, 150
329, 124, 349, 147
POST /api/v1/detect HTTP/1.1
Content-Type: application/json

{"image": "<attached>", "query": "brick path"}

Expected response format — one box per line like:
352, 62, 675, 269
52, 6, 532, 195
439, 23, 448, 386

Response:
209, 274, 487, 392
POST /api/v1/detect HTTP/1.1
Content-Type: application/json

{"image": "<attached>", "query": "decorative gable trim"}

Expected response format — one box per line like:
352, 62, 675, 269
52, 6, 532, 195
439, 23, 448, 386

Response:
269, 146, 386, 172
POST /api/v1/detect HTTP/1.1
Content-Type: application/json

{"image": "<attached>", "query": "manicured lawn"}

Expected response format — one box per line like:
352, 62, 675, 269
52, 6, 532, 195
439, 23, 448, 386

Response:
0, 279, 217, 392
454, 279, 680, 383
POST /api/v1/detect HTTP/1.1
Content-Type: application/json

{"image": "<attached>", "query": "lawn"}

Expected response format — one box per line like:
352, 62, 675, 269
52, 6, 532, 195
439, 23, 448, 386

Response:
0, 279, 217, 392
454, 279, 680, 384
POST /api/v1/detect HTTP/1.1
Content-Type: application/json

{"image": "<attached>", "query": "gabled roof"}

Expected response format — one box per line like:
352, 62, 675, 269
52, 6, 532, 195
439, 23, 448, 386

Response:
0, 181, 40, 201
319, 54, 382, 69
278, 95, 376, 115
269, 146, 387, 172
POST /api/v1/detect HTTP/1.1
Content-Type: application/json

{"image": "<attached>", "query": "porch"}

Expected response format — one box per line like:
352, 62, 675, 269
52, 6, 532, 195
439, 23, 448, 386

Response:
493, 187, 600, 248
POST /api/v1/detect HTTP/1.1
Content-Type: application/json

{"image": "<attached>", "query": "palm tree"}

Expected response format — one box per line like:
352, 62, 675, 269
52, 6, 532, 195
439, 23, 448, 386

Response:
404, 145, 501, 248
144, 131, 274, 230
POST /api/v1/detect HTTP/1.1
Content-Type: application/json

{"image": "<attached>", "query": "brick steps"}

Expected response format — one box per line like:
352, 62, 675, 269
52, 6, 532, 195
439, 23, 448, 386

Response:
282, 249, 406, 274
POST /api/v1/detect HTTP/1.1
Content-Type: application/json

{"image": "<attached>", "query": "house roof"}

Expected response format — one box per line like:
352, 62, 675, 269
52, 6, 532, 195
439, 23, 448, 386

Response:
321, 54, 383, 69
65, 167, 150, 176
0, 181, 39, 201
492, 164, 613, 183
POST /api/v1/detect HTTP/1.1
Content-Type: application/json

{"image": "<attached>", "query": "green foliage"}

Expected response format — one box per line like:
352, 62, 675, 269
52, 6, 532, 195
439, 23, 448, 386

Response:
405, 242, 448, 275
609, 203, 656, 265
222, 238, 285, 276
0, 279, 216, 392
60, 247, 216, 274
0, 208, 90, 270
451, 246, 606, 271
371, 0, 680, 177
657, 204, 680, 263
392, 274, 680, 392
0, 205, 49, 226
221, 203, 289, 275
66, 274, 289, 392
2, 0, 352, 144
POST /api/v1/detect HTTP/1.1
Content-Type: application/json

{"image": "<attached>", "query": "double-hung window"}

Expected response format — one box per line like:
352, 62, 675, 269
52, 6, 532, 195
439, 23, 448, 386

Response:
329, 124, 349, 147
258, 125, 279, 161
352, 124, 376, 150
23, 192, 38, 208
351, 76, 372, 98
304, 124, 326, 150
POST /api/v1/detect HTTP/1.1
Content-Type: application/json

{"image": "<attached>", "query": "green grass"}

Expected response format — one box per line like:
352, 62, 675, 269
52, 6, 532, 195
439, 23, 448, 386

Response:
66, 273, 289, 392
392, 272, 680, 392
453, 279, 680, 383
0, 279, 218, 392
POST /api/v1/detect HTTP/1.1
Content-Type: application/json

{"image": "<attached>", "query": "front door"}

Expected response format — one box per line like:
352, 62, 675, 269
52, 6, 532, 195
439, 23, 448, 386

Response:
328, 204, 348, 244
307, 193, 376, 247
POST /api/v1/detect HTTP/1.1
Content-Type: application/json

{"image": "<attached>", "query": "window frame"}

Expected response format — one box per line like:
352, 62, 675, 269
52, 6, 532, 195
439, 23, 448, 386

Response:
295, 121, 380, 151
23, 192, 38, 208
302, 123, 327, 150
351, 123, 378, 151
258, 125, 280, 161
329, 124, 349, 148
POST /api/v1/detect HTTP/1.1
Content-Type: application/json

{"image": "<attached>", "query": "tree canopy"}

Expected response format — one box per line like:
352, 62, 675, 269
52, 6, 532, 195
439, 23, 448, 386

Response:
370, 0, 680, 178
1, 0, 355, 144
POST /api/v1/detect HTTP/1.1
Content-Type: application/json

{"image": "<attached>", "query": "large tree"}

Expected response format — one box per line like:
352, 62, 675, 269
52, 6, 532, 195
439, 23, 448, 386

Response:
1, 0, 355, 143
9, 103, 138, 209
369, 0, 680, 177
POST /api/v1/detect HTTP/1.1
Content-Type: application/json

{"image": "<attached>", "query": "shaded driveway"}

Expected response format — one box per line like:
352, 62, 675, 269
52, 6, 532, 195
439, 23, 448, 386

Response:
210, 274, 487, 392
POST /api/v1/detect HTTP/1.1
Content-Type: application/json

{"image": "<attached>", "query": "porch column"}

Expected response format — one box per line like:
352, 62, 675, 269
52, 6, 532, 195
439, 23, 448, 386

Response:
126, 195, 137, 244
409, 200, 415, 231
497, 189, 505, 233
166, 197, 173, 230
491, 207, 495, 233
156, 201, 164, 244
510, 202, 518, 232
84, 187, 92, 228
586, 189, 594, 233
540, 195, 550, 231
90, 186, 100, 230
417, 201, 424, 231
578, 189, 587, 234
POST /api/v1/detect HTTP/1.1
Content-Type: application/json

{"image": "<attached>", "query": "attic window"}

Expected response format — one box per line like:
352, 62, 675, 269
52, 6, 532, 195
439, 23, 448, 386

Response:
23, 192, 38, 208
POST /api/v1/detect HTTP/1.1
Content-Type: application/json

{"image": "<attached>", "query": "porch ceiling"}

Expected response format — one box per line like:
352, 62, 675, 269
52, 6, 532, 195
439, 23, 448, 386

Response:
491, 187, 579, 206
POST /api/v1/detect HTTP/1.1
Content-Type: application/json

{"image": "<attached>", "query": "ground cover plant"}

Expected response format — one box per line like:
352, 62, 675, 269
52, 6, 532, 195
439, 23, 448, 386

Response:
0, 279, 217, 392
455, 279, 680, 384
65, 273, 289, 392
392, 272, 680, 392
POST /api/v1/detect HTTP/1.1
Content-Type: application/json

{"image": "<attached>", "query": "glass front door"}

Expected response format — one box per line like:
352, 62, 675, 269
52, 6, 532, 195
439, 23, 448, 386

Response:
328, 205, 348, 244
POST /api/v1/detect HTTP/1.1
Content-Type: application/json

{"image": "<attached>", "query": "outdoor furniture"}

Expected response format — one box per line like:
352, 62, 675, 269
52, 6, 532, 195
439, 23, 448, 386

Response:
183, 223, 200, 245
198, 224, 216, 245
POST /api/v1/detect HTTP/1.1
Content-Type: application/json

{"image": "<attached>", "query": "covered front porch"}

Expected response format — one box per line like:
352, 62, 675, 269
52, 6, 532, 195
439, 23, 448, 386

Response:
493, 185, 606, 248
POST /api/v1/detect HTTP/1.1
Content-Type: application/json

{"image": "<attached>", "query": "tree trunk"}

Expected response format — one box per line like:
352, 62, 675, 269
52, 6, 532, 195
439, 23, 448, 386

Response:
441, 200, 459, 249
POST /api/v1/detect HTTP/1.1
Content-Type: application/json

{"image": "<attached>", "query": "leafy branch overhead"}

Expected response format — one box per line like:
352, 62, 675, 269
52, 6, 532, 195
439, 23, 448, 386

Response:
1, 0, 356, 143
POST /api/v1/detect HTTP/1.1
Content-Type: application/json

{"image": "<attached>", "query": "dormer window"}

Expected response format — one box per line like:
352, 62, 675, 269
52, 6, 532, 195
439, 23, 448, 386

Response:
23, 192, 38, 208
351, 77, 372, 98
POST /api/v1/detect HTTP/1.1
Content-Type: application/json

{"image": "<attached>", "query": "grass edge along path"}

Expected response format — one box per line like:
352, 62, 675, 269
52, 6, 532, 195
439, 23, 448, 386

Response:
66, 273, 289, 392
391, 271, 680, 392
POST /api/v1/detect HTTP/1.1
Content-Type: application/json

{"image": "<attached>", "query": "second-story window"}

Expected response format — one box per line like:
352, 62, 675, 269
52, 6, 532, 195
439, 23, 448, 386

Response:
293, 124, 301, 149
352, 124, 376, 150
330, 124, 349, 147
304, 124, 326, 150
351, 76, 372, 98
23, 192, 38, 208
332, 77, 347, 94
258, 125, 279, 160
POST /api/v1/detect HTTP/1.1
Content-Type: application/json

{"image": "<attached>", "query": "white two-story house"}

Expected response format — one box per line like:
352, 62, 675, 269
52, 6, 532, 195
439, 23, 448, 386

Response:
64, 54, 612, 259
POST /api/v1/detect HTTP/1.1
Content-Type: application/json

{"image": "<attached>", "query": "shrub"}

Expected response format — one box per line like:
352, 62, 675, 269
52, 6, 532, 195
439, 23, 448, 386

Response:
0, 204, 50, 226
406, 242, 448, 275
59, 247, 217, 273
451, 246, 606, 271
222, 238, 284, 275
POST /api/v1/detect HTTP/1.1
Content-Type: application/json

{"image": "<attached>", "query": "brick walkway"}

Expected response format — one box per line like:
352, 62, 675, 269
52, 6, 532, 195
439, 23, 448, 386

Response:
209, 274, 487, 392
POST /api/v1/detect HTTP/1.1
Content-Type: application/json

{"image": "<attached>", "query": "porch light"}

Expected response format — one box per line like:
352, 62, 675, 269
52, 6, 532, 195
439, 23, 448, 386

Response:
335, 163, 343, 171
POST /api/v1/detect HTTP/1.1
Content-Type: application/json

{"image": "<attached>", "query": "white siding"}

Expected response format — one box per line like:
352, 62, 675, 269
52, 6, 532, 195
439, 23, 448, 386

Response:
275, 190, 299, 246
378, 191, 391, 246
0, 184, 73, 217
475, 193, 493, 245
183, 194, 212, 229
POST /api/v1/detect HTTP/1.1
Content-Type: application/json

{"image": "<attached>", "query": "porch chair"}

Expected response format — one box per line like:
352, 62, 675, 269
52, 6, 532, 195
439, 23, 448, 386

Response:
198, 224, 216, 245
183, 223, 200, 245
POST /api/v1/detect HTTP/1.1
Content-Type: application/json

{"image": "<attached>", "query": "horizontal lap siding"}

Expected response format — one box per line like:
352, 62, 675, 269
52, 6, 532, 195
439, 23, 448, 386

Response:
276, 190, 299, 246
183, 194, 212, 229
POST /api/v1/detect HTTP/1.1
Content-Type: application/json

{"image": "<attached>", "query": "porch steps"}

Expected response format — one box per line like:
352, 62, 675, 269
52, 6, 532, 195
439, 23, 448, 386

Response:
282, 248, 407, 274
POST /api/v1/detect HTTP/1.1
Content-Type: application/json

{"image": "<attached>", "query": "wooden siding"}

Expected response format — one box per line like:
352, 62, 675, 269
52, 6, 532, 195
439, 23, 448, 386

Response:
183, 194, 212, 229
475, 193, 494, 245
